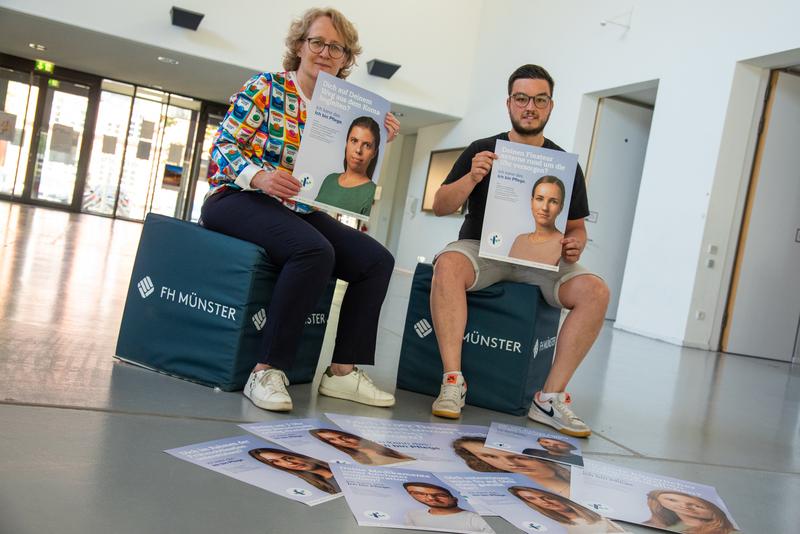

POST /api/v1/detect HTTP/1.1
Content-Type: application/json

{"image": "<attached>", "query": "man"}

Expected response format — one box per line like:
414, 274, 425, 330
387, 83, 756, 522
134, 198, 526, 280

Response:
430, 64, 609, 437
403, 482, 495, 533
522, 437, 583, 466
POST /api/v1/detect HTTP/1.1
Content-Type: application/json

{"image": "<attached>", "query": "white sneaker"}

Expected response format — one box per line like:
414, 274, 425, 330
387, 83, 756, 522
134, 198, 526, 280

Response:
528, 391, 591, 437
318, 367, 395, 407
244, 368, 292, 412
432, 374, 467, 419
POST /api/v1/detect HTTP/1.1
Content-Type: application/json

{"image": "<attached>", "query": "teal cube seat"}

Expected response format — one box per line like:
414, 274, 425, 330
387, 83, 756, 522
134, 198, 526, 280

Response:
397, 263, 560, 416
115, 213, 335, 391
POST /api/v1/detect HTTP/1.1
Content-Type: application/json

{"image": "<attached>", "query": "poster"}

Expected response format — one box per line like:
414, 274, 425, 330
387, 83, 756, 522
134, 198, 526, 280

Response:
0, 111, 16, 142
164, 435, 342, 506
326, 413, 490, 472
332, 464, 495, 533
439, 472, 629, 534
571, 459, 739, 533
292, 71, 390, 220
479, 139, 578, 271
240, 418, 415, 467
485, 422, 584, 467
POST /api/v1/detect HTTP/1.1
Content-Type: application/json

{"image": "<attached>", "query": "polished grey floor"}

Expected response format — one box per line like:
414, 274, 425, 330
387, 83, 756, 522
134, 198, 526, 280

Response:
1, 200, 798, 533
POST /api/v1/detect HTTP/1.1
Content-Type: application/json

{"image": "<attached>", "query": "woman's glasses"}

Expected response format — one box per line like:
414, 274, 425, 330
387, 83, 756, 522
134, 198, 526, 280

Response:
305, 37, 348, 59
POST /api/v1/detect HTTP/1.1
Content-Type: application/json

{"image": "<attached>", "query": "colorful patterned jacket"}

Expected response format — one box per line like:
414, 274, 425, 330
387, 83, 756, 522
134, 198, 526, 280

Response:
208, 71, 311, 212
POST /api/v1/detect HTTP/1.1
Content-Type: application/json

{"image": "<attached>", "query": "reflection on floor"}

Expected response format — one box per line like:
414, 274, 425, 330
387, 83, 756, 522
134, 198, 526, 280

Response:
1, 201, 798, 533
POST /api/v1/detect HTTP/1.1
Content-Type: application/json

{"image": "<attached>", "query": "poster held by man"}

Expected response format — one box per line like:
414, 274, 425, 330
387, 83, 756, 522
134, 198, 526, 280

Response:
479, 139, 577, 271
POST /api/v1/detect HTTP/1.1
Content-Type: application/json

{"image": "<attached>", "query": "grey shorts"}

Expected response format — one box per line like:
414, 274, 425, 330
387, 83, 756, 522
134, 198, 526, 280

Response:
433, 239, 601, 308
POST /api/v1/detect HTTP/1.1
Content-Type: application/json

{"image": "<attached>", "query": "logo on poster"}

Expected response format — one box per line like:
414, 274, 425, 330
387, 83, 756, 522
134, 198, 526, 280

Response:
523, 521, 548, 532
488, 233, 503, 247
586, 502, 612, 513
299, 173, 314, 189
287, 488, 312, 497
364, 511, 390, 521
137, 276, 155, 298
252, 308, 267, 330
414, 318, 433, 338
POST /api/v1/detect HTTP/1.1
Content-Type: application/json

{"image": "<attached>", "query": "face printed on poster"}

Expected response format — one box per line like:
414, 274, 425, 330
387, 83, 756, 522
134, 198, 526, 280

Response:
571, 459, 740, 534
292, 72, 390, 220
164, 435, 342, 506
438, 472, 629, 534
485, 422, 584, 467
479, 139, 578, 272
240, 418, 415, 467
325, 413, 490, 473
331, 464, 496, 533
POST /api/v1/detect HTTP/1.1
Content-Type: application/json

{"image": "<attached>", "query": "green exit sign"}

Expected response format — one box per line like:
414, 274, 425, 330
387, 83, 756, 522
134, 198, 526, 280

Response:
34, 60, 55, 73
47, 79, 60, 88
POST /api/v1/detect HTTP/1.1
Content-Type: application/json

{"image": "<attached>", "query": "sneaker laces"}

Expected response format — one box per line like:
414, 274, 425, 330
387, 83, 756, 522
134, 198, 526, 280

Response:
439, 382, 463, 403
551, 395, 584, 424
259, 369, 288, 391
353, 368, 376, 391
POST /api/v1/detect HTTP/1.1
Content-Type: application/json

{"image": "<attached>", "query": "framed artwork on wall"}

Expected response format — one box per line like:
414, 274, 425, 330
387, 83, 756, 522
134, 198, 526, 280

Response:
422, 147, 466, 213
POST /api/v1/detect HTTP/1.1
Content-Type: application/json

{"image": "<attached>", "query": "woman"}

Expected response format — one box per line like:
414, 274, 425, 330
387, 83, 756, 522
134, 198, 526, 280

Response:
643, 490, 738, 534
201, 7, 401, 412
309, 428, 414, 466
509, 486, 627, 533
315, 116, 380, 216
452, 436, 520, 472
451, 437, 571, 496
248, 448, 340, 495
508, 175, 566, 266
507, 455, 571, 497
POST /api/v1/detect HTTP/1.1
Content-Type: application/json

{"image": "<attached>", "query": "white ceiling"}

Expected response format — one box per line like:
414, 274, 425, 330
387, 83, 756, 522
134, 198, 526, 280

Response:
0, 7, 458, 134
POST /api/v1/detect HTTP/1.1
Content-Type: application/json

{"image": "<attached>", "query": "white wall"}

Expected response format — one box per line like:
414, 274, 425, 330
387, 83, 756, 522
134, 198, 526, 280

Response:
1, 0, 482, 118
394, 0, 800, 345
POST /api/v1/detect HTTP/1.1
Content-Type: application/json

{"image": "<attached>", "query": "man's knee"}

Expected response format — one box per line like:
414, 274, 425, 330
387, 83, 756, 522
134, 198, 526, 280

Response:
432, 252, 476, 291
561, 275, 609, 310
301, 239, 336, 276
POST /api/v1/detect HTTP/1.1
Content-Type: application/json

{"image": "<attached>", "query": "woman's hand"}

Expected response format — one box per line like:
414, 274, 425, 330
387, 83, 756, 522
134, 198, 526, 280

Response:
251, 169, 301, 199
385, 112, 401, 143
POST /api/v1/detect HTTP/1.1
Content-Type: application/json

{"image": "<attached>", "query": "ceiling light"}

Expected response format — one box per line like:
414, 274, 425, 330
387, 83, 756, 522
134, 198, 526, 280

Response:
28, 43, 47, 51
157, 56, 180, 65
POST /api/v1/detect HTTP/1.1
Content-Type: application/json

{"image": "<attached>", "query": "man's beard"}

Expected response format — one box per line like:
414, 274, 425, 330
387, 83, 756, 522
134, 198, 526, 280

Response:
510, 113, 549, 136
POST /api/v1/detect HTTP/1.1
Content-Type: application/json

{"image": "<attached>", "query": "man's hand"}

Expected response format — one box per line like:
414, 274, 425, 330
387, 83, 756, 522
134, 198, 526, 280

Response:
561, 236, 585, 264
251, 169, 301, 199
385, 112, 401, 143
469, 151, 498, 183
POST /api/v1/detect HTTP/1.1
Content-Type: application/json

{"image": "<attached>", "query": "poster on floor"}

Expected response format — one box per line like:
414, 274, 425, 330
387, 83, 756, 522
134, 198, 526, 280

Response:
164, 435, 342, 506
240, 418, 415, 467
325, 413, 490, 472
479, 139, 578, 272
292, 71, 390, 220
438, 472, 629, 533
485, 422, 584, 467
331, 464, 496, 533
571, 459, 740, 534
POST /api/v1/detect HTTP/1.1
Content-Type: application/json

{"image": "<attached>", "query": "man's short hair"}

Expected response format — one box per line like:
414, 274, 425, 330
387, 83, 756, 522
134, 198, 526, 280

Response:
507, 64, 554, 96
403, 482, 452, 495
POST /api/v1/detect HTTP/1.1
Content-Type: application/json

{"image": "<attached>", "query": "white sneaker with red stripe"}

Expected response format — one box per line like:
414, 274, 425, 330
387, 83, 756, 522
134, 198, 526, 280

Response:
431, 373, 467, 419
528, 391, 591, 437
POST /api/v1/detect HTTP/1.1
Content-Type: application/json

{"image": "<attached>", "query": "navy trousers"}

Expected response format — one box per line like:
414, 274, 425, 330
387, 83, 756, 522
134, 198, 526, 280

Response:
201, 188, 394, 370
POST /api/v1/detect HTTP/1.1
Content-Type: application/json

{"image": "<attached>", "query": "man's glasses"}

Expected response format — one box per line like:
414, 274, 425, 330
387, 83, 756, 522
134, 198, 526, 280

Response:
305, 37, 348, 59
510, 92, 552, 109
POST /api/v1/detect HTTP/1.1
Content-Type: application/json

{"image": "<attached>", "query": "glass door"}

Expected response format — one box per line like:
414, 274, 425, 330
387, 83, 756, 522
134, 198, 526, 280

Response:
0, 67, 40, 197
26, 79, 91, 206
183, 103, 226, 221
82, 80, 135, 216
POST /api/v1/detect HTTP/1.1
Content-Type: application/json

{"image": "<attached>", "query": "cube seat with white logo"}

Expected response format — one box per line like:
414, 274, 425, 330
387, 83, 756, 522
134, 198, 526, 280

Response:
396, 263, 559, 416
115, 213, 335, 391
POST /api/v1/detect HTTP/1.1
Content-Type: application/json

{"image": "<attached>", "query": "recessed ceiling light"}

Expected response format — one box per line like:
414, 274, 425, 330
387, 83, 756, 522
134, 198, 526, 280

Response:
28, 43, 47, 51
157, 56, 179, 65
